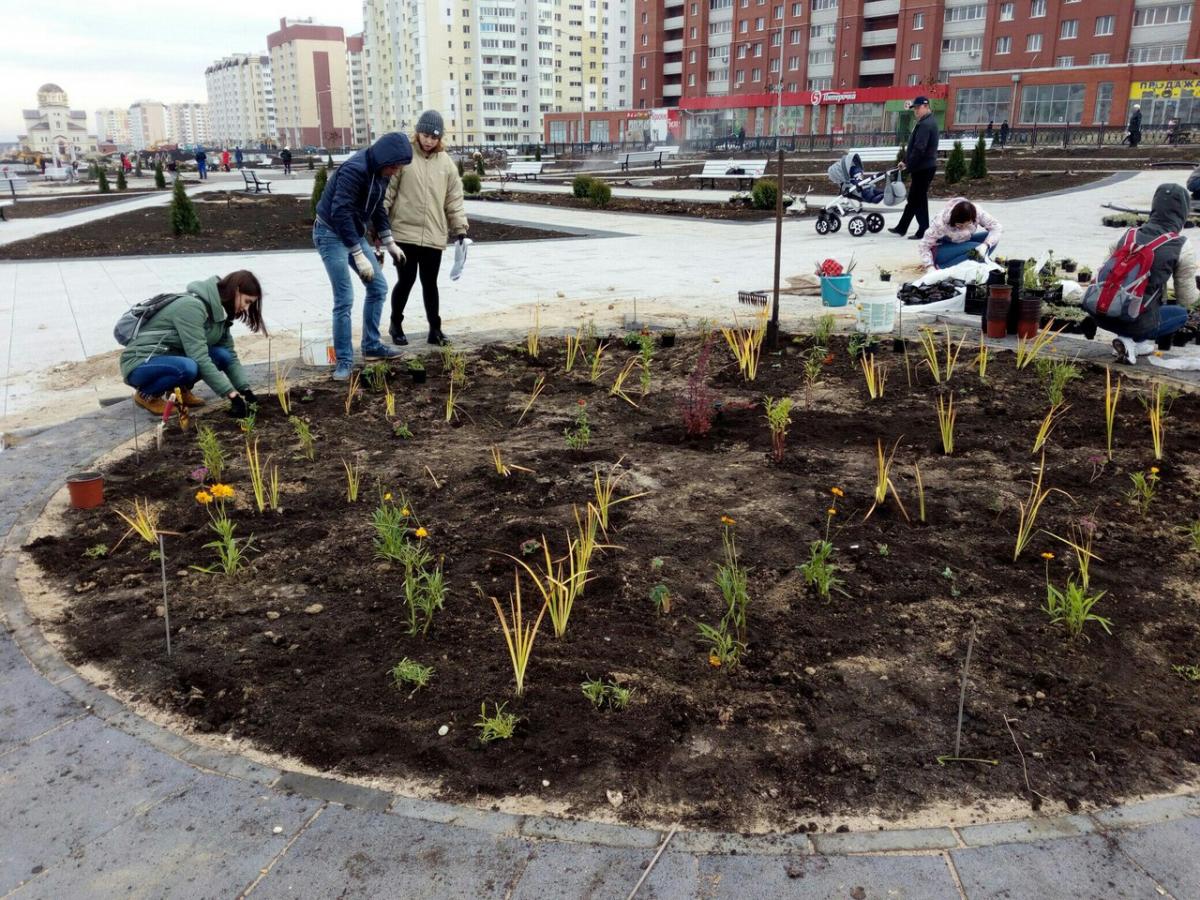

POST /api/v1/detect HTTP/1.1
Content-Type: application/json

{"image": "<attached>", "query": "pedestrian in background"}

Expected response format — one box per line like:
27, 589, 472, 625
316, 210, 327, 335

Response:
235, 147, 244, 169
281, 146, 292, 175
383, 110, 468, 347
998, 120, 1009, 147
195, 146, 208, 180
890, 95, 939, 240
1127, 105, 1143, 149
221, 148, 231, 172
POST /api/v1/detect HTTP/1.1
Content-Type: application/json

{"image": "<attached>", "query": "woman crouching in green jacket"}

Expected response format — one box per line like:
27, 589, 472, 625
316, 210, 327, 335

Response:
119, 271, 264, 417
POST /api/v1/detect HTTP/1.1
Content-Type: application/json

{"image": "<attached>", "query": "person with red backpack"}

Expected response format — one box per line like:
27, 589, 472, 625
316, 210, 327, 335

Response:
1082, 183, 1196, 364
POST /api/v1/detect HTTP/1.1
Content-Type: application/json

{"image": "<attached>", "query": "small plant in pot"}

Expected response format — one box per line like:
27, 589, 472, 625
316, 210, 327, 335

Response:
1061, 258, 1078, 273
878, 267, 892, 283
659, 329, 676, 348
1078, 266, 1093, 284
408, 357, 427, 384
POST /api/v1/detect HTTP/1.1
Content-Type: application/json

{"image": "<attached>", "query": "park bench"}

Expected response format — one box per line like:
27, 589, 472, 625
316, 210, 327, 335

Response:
0, 176, 30, 220
655, 145, 681, 158
848, 136, 994, 166
619, 149, 665, 170
689, 159, 768, 189
241, 169, 273, 194
500, 161, 544, 182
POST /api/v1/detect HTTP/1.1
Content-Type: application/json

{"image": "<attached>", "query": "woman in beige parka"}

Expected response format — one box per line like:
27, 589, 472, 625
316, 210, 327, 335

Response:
383, 110, 469, 346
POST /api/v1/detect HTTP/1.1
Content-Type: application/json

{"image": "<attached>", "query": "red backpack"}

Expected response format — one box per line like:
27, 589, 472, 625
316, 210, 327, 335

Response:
1082, 227, 1180, 322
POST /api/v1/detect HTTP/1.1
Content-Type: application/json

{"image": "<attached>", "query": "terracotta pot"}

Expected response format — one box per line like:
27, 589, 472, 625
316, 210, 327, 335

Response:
1016, 319, 1040, 339
67, 472, 104, 510
986, 318, 1008, 339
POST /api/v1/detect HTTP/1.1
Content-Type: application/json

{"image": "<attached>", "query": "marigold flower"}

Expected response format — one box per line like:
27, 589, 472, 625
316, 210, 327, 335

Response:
401, 507, 411, 517
384, 492, 393, 501
195, 490, 213, 505
827, 507, 837, 516
1149, 466, 1159, 475
415, 526, 429, 539
831, 487, 844, 497
1041, 551, 1055, 560
720, 514, 736, 526
211, 483, 235, 500
708, 654, 722, 668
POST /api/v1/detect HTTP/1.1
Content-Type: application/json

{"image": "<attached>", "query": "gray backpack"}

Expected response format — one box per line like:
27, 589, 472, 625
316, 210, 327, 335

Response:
113, 291, 199, 345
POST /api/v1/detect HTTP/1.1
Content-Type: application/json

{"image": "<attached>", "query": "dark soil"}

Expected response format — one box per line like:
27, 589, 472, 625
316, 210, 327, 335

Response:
468, 189, 795, 220
26, 333, 1200, 831
0, 192, 572, 260
3, 190, 160, 219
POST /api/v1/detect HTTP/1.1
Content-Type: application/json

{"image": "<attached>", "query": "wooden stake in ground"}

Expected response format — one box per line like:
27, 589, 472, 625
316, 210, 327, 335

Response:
158, 534, 171, 656
953, 620, 977, 758
768, 148, 784, 350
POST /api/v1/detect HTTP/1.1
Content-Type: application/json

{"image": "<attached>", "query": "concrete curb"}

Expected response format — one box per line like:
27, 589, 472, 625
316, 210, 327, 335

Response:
1, 364, 1198, 861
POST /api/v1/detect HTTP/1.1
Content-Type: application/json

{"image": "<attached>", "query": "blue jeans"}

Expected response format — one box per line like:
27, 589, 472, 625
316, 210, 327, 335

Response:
1109, 304, 1189, 340
128, 346, 233, 397
197, 161, 207, 179
312, 221, 388, 365
934, 231, 991, 267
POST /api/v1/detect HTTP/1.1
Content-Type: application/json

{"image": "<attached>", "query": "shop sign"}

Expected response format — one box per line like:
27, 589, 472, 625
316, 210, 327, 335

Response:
1130, 80, 1200, 99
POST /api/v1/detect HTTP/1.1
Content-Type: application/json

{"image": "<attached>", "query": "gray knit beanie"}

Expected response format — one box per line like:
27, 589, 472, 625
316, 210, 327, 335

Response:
416, 110, 444, 137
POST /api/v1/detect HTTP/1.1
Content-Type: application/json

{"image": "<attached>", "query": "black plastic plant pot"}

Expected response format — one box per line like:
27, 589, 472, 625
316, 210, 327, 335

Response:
659, 334, 676, 348
1062, 262, 1077, 273
880, 274, 892, 282
411, 369, 427, 384
892, 337, 905, 352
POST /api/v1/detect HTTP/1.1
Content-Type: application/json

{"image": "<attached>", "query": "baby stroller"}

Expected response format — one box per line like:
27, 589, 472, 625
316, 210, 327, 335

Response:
815, 152, 905, 237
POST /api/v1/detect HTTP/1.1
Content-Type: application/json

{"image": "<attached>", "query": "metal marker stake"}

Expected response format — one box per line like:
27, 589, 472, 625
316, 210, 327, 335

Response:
158, 534, 171, 656
953, 620, 978, 759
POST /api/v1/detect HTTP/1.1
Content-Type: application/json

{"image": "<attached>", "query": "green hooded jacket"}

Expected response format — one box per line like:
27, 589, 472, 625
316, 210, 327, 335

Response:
118, 276, 250, 397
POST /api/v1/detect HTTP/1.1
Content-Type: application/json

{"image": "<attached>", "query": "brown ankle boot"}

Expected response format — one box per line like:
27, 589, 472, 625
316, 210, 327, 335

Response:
133, 392, 166, 415
179, 389, 206, 407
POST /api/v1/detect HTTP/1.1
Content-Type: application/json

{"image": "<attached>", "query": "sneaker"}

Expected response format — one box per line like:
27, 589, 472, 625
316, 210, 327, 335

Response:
1112, 337, 1138, 365
331, 362, 354, 381
887, 226, 906, 236
390, 329, 409, 346
133, 391, 166, 415
179, 389, 206, 407
363, 344, 404, 361
427, 331, 450, 346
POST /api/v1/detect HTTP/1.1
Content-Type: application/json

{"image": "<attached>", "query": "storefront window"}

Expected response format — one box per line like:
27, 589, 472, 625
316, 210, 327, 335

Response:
1093, 83, 1113, 124
842, 102, 885, 132
954, 86, 1012, 125
589, 120, 610, 142
1020, 83, 1085, 124
549, 121, 568, 141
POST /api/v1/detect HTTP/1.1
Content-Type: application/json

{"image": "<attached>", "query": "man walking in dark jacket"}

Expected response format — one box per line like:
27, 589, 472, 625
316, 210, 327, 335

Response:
890, 95, 939, 239
1127, 105, 1143, 149
313, 133, 414, 379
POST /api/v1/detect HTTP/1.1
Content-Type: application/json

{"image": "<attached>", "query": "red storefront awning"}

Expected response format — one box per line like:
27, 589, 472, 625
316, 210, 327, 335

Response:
678, 84, 948, 110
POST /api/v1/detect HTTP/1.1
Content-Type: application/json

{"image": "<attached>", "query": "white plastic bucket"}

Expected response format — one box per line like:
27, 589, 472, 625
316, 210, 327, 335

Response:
855, 291, 897, 334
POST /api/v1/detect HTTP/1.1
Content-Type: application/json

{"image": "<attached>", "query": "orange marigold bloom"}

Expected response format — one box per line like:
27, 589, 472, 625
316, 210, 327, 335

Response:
1149, 467, 1160, 475
826, 507, 837, 516
1041, 551, 1055, 560
831, 487, 844, 497
415, 526, 429, 539
210, 483, 235, 500
195, 490, 213, 505
708, 654, 722, 668
720, 514, 736, 526
401, 507, 411, 517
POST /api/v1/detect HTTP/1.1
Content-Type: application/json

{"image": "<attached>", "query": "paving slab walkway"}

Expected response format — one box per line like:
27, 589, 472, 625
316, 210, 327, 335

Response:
1, 359, 1199, 899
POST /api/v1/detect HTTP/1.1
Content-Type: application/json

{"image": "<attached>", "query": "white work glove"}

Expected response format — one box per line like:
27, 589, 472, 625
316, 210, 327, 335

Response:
382, 238, 406, 266
350, 247, 374, 283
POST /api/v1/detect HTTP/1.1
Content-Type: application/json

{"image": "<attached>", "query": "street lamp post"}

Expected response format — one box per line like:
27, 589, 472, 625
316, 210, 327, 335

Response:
775, 23, 786, 151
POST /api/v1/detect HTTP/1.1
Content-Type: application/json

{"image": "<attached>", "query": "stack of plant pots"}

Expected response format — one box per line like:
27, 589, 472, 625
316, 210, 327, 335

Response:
1017, 292, 1044, 339
1005, 259, 1025, 335
986, 283, 1012, 338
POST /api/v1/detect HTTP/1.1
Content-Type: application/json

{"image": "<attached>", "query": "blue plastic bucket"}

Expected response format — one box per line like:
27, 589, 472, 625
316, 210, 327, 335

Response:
820, 274, 853, 307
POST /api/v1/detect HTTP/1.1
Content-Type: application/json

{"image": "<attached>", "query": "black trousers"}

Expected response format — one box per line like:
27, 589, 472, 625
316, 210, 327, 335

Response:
896, 167, 935, 235
390, 243, 444, 337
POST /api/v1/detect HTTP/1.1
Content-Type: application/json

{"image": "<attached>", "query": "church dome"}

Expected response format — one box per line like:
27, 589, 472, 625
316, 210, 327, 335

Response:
38, 83, 64, 93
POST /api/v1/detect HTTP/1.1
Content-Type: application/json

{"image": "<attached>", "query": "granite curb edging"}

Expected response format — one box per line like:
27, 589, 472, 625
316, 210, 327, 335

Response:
1, 365, 1198, 861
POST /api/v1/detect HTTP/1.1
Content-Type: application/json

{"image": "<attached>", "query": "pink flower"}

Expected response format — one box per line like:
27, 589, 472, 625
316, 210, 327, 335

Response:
189, 466, 208, 482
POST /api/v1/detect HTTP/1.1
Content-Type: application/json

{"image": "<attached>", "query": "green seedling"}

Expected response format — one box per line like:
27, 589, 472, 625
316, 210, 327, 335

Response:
390, 657, 434, 693
476, 701, 519, 743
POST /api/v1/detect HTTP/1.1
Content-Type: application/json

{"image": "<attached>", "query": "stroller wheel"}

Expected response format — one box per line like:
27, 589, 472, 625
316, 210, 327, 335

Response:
848, 216, 867, 237
827, 214, 842, 234
815, 216, 831, 235
865, 213, 885, 233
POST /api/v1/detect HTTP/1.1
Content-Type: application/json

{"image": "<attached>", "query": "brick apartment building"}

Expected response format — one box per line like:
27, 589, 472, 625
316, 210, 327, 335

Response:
545, 0, 1200, 142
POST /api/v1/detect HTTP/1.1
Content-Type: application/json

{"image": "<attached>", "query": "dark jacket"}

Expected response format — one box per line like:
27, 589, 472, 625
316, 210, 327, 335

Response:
1188, 165, 1200, 200
280, 149, 292, 163
905, 113, 939, 172
315, 133, 413, 249
195, 148, 207, 163
1114, 183, 1197, 339
1129, 110, 1142, 135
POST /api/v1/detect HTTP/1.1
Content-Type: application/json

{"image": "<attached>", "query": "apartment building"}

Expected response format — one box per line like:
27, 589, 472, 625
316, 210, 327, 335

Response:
346, 34, 371, 145
550, 0, 1200, 139
361, 0, 633, 146
128, 100, 169, 150
94, 108, 131, 147
166, 102, 211, 147
268, 17, 354, 148
206, 54, 278, 148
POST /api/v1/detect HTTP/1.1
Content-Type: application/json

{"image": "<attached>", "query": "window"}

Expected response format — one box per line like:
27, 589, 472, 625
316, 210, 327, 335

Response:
710, 0, 732, 7
912, 12, 924, 29
773, 5, 782, 17
1129, 44, 1185, 63
769, 57, 779, 71
771, 31, 781, 45
1094, 15, 1114, 36
639, 76, 646, 88
788, 55, 799, 69
1094, 82, 1113, 123
737, 44, 747, 57
691, 2, 698, 12
1026, 33, 1042, 52
1090, 53, 1110, 65
996, 36, 1011, 54
640, 56, 647, 67
1030, 0, 1045, 17
688, 73, 696, 85
688, 49, 696, 62
909, 42, 921, 60
640, 11, 646, 22
811, 0, 835, 9
755, 16, 764, 29
1020, 82, 1085, 124
1060, 19, 1077, 39
907, 73, 921, 86
953, 86, 1012, 125
791, 2, 802, 14
999, 2, 1014, 21
739, 20, 748, 32
1055, 55, 1074, 67
807, 76, 830, 89
754, 42, 762, 55
708, 66, 729, 81
943, 36, 982, 54
944, 4, 985, 23
811, 23, 831, 36
709, 20, 732, 34
1133, 4, 1191, 26
736, 69, 746, 83
789, 27, 801, 43
689, 25, 697, 37
808, 49, 833, 64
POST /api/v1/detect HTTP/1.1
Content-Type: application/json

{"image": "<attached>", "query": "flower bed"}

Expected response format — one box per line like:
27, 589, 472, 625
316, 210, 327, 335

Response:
26, 327, 1200, 831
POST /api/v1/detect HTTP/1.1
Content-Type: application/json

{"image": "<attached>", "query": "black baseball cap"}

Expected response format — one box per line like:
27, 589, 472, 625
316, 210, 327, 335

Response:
912, 95, 930, 107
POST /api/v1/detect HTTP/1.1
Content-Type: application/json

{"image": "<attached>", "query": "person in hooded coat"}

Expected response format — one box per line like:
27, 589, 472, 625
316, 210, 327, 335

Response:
313, 132, 414, 379
1104, 182, 1197, 364
1127, 105, 1143, 149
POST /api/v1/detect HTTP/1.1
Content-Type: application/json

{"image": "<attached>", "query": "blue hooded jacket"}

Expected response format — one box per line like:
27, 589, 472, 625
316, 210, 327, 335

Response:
315, 133, 413, 249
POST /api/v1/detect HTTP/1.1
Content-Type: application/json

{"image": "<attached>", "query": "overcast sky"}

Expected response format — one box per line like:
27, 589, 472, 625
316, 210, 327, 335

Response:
2, 1, 366, 141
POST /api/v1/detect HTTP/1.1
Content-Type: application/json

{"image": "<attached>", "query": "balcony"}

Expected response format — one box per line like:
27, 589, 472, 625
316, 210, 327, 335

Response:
859, 58, 895, 76
861, 28, 897, 47
664, 15, 684, 30
663, 38, 683, 52
662, 61, 683, 75
663, 84, 683, 97
863, 0, 900, 17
